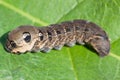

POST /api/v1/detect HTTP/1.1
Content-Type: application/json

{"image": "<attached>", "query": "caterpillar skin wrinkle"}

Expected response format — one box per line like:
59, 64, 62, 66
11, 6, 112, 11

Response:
5, 20, 110, 57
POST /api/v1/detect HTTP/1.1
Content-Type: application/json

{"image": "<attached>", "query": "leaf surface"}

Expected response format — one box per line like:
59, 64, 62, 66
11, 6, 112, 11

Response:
0, 0, 120, 80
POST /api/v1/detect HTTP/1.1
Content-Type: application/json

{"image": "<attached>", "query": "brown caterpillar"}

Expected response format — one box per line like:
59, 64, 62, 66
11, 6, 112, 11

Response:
5, 20, 110, 57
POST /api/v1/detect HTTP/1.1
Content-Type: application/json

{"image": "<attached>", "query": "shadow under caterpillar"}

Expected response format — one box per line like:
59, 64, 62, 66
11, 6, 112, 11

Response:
5, 20, 110, 57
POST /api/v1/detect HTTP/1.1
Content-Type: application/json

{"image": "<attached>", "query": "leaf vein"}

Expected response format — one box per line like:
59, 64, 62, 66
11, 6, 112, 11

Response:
113, 62, 120, 80
67, 48, 78, 80
0, 0, 48, 26
56, 2, 78, 22
109, 53, 120, 61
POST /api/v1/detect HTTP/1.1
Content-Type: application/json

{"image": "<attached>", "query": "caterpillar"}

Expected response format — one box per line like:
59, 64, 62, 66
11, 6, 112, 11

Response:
5, 20, 110, 57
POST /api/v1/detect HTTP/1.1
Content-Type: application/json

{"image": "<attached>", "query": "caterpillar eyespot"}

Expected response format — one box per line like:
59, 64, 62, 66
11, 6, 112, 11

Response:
23, 32, 31, 43
5, 20, 110, 57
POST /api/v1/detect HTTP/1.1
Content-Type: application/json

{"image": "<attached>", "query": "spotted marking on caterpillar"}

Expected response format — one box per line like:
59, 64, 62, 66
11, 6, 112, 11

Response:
5, 20, 110, 57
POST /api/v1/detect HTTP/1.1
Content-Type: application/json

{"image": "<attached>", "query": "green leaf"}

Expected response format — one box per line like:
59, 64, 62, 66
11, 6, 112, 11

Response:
0, 0, 120, 80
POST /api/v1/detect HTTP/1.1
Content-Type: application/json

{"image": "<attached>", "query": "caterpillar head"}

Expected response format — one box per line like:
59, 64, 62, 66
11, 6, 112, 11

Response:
90, 35, 110, 57
5, 26, 38, 54
84, 22, 110, 57
86, 34, 110, 57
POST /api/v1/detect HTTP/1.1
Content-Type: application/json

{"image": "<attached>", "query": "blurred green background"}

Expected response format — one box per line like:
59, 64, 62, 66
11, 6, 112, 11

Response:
0, 0, 120, 80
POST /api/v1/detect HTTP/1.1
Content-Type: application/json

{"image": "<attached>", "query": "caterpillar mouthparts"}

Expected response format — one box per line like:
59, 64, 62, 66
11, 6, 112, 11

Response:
5, 20, 110, 57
